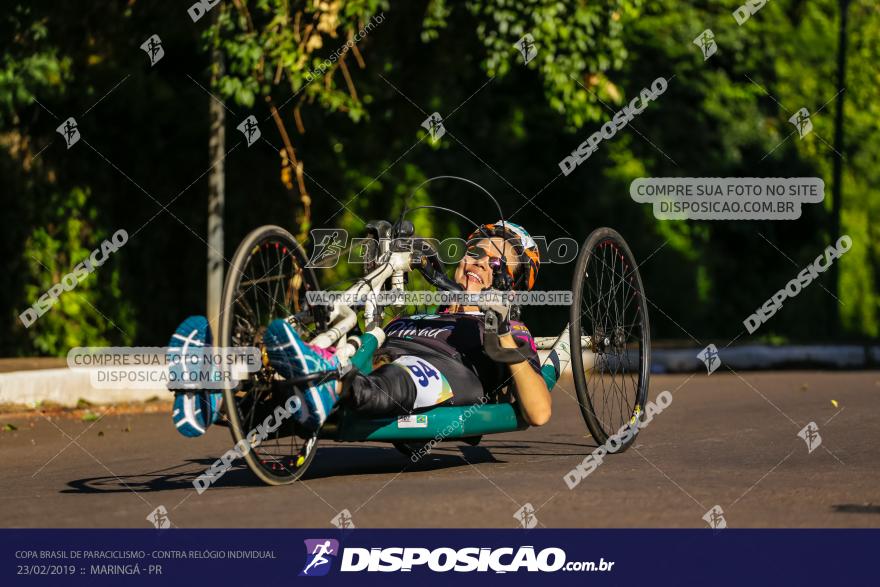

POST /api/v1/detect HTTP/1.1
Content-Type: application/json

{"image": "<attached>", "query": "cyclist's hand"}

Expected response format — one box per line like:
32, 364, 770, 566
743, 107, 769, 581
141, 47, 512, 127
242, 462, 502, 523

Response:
480, 290, 511, 335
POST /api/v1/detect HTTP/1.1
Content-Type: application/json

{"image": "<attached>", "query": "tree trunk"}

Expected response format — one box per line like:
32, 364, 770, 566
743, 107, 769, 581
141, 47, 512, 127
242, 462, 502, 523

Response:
207, 43, 225, 335
829, 0, 849, 335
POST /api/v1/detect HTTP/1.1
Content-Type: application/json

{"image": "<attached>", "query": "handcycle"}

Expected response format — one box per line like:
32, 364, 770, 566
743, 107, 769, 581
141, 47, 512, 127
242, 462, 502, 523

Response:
215, 181, 651, 486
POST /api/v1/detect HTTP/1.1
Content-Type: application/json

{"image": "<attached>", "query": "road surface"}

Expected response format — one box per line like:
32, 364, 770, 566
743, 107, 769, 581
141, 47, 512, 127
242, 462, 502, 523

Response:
1, 371, 878, 528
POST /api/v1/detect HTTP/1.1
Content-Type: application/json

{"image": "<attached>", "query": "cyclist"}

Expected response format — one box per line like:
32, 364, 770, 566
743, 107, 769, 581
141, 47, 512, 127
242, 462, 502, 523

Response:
167, 221, 551, 437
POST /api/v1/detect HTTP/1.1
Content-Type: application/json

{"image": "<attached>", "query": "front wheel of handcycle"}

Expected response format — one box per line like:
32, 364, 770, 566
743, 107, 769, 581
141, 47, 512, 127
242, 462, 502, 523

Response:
569, 227, 651, 452
218, 225, 325, 486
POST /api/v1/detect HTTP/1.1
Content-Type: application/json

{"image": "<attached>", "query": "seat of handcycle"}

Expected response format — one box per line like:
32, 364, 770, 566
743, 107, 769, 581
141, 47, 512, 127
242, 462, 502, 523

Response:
320, 402, 529, 442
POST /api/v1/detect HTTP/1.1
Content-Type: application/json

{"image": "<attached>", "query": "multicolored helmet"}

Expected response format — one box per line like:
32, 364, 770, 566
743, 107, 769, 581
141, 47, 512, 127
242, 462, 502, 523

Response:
467, 220, 541, 290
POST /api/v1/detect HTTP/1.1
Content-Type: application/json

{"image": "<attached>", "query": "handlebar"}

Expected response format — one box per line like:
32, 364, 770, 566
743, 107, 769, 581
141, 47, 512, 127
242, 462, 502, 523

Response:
385, 226, 462, 293
405, 231, 529, 365
355, 221, 531, 365
413, 249, 462, 292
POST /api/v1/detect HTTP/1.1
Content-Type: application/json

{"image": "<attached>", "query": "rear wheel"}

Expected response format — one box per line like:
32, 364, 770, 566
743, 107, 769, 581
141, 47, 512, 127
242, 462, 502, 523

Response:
219, 225, 325, 485
569, 228, 650, 452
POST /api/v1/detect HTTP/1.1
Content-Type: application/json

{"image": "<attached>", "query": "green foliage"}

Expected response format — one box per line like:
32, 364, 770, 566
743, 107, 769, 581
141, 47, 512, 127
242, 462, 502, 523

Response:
769, 0, 880, 336
206, 0, 388, 239
210, 1, 388, 118
2, 0, 878, 357
20, 187, 134, 354
586, 0, 879, 340
424, 0, 641, 128
0, 5, 71, 125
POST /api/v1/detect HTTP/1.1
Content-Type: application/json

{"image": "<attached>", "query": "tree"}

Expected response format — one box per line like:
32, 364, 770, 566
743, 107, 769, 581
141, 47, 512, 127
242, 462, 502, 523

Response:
206, 0, 387, 240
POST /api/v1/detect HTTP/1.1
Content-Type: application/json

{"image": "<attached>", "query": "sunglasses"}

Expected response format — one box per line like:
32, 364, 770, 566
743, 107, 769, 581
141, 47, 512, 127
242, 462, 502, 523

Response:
465, 245, 504, 272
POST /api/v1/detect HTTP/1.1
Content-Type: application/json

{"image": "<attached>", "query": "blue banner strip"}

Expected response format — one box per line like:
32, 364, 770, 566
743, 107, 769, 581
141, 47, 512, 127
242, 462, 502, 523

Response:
2, 529, 875, 585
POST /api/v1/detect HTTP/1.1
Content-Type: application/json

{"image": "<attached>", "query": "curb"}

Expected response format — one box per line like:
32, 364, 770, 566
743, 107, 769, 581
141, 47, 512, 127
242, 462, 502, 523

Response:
650, 344, 880, 373
0, 368, 164, 408
536, 344, 879, 375
1, 345, 877, 408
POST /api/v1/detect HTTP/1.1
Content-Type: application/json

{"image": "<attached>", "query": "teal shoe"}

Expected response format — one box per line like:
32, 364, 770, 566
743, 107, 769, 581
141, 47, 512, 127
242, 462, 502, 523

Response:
263, 319, 340, 431
167, 315, 222, 437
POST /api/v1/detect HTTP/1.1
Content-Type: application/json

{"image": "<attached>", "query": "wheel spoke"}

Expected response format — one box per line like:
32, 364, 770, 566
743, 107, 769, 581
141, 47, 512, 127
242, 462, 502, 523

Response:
221, 231, 321, 482
575, 234, 649, 447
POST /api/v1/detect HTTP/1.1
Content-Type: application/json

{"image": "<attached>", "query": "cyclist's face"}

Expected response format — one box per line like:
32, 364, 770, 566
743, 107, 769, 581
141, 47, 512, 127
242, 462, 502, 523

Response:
454, 237, 518, 292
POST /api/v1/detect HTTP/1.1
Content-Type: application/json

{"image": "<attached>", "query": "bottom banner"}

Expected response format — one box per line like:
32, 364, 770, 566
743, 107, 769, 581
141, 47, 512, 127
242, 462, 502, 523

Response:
2, 529, 874, 585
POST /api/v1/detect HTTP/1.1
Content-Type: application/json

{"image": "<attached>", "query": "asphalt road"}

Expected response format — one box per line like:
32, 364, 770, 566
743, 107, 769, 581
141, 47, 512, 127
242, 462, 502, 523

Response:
1, 371, 878, 528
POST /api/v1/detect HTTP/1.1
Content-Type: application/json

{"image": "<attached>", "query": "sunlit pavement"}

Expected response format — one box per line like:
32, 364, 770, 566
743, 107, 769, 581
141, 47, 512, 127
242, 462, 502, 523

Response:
1, 371, 878, 528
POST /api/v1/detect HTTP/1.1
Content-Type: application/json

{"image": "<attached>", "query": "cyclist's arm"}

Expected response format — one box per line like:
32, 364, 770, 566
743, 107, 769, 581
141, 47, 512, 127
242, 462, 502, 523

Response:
499, 333, 552, 426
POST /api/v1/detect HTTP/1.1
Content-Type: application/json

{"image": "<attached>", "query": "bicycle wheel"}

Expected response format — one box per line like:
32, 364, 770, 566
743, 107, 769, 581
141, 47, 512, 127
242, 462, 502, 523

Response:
219, 225, 325, 485
569, 227, 650, 452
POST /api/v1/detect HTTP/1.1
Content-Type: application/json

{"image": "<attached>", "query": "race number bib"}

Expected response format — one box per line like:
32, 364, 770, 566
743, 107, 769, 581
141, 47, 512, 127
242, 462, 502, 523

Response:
392, 355, 453, 409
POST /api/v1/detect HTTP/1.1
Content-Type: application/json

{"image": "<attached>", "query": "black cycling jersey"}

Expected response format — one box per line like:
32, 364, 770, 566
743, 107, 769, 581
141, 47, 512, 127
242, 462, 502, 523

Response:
346, 311, 541, 415
383, 311, 541, 391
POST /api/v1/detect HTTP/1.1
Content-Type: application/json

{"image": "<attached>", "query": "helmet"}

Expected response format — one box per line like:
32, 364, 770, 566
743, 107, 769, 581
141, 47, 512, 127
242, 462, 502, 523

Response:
467, 220, 540, 290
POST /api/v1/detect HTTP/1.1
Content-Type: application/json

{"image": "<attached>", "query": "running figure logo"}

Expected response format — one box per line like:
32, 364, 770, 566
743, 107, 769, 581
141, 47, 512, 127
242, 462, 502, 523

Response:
797, 421, 822, 453
514, 503, 538, 529
330, 509, 356, 529
237, 115, 261, 147
789, 108, 813, 139
514, 33, 538, 64
56, 117, 80, 149
146, 505, 172, 529
693, 29, 717, 60
307, 228, 348, 268
421, 112, 445, 143
140, 34, 165, 66
697, 344, 721, 375
702, 505, 727, 530
300, 539, 340, 577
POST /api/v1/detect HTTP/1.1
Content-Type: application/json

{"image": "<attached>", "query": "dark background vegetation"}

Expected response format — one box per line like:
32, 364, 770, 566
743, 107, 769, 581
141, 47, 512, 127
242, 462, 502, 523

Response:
1, 0, 877, 356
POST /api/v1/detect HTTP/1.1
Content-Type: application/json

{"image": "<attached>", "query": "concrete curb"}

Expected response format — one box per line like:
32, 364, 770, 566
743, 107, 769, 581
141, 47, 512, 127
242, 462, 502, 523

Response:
538, 344, 879, 374
1, 345, 877, 408
650, 344, 880, 373
0, 368, 164, 408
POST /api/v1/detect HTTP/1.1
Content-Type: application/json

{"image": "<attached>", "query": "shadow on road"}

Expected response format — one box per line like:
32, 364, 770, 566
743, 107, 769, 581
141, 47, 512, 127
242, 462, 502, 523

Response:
832, 504, 880, 514
62, 438, 595, 494
474, 438, 598, 456
62, 459, 260, 494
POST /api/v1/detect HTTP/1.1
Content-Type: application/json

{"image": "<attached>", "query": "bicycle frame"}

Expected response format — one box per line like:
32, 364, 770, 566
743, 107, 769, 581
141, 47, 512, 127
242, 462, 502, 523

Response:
308, 250, 412, 353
